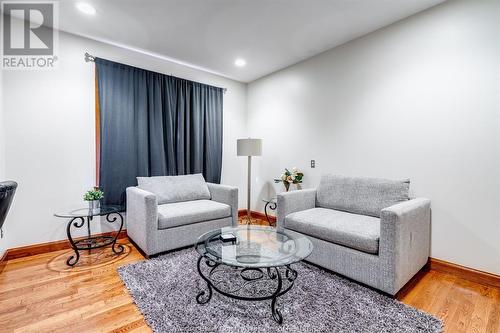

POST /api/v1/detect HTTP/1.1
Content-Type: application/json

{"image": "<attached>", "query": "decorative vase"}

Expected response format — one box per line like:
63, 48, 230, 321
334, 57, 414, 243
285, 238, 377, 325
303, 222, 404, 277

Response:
284, 182, 290, 192
88, 200, 100, 211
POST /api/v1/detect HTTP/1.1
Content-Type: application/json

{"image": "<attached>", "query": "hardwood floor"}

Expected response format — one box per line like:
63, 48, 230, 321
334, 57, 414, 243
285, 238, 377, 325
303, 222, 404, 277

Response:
0, 219, 498, 333
0, 243, 149, 333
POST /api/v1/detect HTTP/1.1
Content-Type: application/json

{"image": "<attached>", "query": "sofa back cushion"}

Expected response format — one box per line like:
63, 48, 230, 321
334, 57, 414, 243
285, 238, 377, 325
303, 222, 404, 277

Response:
137, 174, 211, 205
316, 174, 410, 217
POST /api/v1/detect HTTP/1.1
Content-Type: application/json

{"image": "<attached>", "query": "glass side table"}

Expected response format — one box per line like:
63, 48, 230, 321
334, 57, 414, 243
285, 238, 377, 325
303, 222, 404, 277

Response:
54, 205, 124, 266
261, 198, 277, 226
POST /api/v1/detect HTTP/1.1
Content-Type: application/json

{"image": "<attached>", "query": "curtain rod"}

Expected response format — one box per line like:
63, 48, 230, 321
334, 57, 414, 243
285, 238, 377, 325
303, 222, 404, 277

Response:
84, 52, 227, 93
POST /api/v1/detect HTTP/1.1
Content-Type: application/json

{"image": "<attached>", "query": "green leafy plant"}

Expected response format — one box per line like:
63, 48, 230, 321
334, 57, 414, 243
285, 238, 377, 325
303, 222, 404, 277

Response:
83, 187, 104, 201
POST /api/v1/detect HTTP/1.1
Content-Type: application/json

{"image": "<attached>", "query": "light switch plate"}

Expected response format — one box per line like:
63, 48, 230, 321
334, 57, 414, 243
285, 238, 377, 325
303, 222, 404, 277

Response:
311, 160, 315, 168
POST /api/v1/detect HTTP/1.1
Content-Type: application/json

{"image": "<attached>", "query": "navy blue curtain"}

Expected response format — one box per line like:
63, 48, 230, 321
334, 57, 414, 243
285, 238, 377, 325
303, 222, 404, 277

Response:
95, 58, 223, 206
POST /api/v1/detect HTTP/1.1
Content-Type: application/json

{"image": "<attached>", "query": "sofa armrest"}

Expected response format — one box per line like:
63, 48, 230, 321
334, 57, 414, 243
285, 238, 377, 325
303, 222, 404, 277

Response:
207, 183, 238, 226
126, 187, 158, 255
276, 189, 317, 232
380, 198, 431, 293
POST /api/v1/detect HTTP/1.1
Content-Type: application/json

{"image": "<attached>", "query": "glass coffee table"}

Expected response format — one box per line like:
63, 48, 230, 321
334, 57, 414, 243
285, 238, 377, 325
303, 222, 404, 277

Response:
194, 225, 313, 324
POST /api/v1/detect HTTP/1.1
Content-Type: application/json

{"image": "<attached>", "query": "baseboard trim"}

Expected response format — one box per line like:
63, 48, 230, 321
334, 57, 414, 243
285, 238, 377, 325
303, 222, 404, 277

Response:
4, 230, 128, 261
240, 209, 499, 288
0, 250, 7, 274
3, 211, 269, 262
429, 257, 499, 289
238, 209, 276, 223
2, 216, 498, 290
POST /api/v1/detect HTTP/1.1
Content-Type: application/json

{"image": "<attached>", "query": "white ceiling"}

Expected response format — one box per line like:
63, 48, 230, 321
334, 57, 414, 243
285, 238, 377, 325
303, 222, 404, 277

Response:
17, 0, 446, 82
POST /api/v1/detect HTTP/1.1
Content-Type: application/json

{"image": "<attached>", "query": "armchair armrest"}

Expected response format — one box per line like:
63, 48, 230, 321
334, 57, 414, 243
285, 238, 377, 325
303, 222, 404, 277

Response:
207, 183, 238, 226
276, 189, 317, 232
380, 198, 431, 293
126, 187, 158, 255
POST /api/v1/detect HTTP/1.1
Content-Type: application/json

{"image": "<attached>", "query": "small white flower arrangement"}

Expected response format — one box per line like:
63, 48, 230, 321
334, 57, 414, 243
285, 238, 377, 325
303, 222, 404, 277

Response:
274, 167, 304, 192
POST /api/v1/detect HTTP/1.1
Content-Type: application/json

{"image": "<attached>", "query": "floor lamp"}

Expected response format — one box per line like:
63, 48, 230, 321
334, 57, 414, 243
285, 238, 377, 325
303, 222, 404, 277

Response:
237, 138, 262, 224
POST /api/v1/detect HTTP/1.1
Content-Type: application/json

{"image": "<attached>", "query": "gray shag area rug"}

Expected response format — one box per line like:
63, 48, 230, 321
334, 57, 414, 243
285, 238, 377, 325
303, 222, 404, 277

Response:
118, 249, 442, 333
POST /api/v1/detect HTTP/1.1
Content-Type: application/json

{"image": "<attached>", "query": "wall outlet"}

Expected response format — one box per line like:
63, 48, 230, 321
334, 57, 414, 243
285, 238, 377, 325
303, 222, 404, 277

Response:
310, 160, 315, 168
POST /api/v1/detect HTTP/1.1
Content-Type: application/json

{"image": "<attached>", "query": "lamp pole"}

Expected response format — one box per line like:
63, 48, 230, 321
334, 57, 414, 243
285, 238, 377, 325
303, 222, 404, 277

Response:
247, 155, 252, 224
237, 138, 262, 225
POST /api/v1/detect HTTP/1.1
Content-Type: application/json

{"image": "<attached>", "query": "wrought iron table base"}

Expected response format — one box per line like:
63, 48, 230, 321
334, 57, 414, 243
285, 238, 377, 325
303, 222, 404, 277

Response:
66, 212, 124, 266
196, 255, 298, 324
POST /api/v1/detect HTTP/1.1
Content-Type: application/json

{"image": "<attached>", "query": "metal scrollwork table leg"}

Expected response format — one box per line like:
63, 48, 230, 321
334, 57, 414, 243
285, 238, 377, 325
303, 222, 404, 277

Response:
264, 200, 277, 226
65, 212, 124, 267
196, 255, 297, 324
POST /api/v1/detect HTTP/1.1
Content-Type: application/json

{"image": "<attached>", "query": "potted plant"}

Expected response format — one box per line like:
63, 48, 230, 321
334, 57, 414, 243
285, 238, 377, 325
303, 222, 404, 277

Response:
84, 187, 104, 210
274, 167, 304, 192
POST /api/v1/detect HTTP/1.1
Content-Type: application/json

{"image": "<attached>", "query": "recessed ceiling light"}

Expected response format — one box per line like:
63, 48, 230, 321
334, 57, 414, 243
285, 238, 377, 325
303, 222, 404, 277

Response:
234, 58, 246, 67
76, 2, 96, 15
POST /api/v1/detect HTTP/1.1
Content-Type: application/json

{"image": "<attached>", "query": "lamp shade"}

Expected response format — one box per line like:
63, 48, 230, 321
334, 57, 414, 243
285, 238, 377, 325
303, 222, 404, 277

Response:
237, 138, 262, 156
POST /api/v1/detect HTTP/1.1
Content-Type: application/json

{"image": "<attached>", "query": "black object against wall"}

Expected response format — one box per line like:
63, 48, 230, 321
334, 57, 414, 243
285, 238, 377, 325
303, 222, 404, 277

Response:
95, 58, 224, 206
0, 181, 18, 236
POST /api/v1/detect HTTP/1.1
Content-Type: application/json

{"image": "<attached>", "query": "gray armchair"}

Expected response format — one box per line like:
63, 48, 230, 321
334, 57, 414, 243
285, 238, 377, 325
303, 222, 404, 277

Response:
126, 174, 238, 256
277, 174, 431, 295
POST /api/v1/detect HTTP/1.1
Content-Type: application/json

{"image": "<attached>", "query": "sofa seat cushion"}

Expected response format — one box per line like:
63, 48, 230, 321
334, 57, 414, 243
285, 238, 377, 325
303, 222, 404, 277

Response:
285, 208, 380, 254
157, 200, 231, 230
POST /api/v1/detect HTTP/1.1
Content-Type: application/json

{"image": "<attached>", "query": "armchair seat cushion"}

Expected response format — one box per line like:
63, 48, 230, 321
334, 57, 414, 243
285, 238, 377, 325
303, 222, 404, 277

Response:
157, 200, 231, 230
285, 208, 380, 254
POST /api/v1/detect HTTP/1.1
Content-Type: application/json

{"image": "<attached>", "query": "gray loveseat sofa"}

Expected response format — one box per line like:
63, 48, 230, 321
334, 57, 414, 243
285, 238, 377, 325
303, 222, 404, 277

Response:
126, 174, 238, 256
277, 174, 431, 295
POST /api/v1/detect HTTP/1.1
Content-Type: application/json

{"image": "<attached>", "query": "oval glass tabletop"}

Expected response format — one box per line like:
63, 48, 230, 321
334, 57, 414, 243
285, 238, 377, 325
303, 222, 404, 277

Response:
54, 205, 123, 218
195, 225, 313, 268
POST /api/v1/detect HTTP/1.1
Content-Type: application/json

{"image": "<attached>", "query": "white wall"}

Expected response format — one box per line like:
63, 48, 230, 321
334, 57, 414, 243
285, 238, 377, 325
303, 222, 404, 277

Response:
247, 0, 500, 275
2, 0, 499, 276
0, 69, 5, 258
2, 28, 247, 250
0, 71, 4, 181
